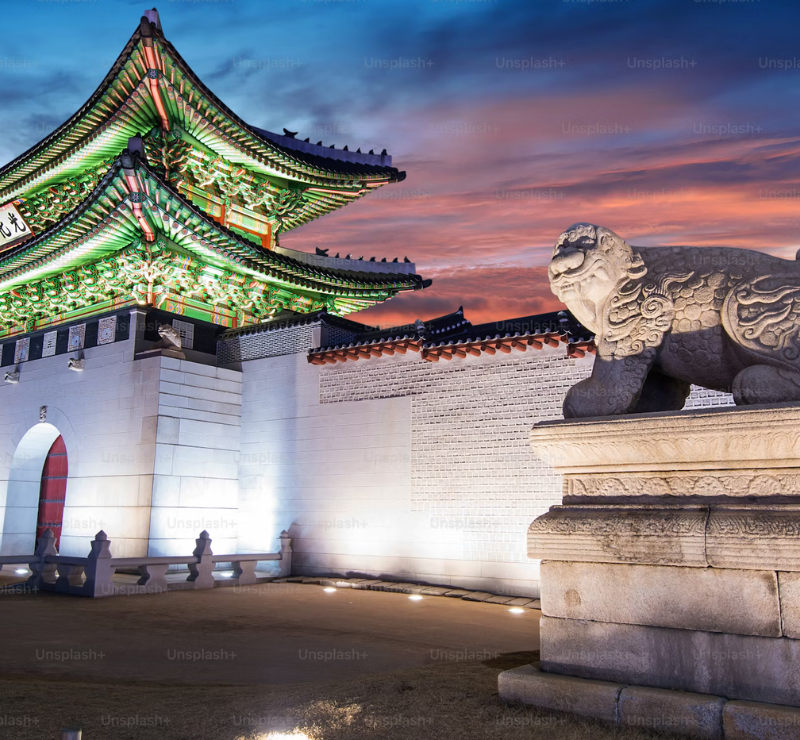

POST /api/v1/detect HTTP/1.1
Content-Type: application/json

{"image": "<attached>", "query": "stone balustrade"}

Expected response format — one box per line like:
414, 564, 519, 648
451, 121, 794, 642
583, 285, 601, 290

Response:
0, 528, 292, 598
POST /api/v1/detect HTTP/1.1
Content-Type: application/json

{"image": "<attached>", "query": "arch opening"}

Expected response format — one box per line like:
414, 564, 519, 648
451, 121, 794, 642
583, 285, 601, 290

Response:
1, 423, 64, 555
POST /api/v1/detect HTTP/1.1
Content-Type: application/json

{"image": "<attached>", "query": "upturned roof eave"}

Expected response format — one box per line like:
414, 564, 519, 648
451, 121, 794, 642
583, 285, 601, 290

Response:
0, 17, 405, 201
0, 155, 425, 295
0, 29, 144, 196
155, 32, 405, 183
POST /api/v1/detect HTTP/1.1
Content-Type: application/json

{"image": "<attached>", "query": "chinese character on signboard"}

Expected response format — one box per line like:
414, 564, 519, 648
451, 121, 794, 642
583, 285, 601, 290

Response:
0, 203, 33, 250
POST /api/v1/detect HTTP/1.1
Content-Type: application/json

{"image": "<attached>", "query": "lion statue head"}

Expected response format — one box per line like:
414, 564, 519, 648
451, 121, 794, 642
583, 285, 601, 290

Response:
548, 223, 646, 332
157, 323, 182, 349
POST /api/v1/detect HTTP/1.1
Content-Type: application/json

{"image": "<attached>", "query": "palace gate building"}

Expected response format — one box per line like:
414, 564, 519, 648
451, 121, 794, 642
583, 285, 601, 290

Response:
0, 10, 732, 596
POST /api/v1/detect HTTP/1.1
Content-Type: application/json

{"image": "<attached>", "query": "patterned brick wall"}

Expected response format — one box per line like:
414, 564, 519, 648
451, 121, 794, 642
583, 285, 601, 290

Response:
318, 349, 735, 565
217, 322, 321, 364
319, 348, 592, 564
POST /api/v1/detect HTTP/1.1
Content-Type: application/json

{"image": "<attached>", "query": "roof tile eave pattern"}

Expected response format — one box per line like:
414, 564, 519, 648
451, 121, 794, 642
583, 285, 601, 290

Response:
306, 330, 595, 365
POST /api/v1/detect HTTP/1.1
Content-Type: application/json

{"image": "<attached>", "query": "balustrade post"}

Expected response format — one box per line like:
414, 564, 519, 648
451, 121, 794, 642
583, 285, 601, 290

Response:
187, 530, 215, 588
83, 531, 116, 597
55, 563, 85, 593
231, 559, 257, 585
278, 530, 293, 577
27, 527, 58, 590
137, 563, 169, 593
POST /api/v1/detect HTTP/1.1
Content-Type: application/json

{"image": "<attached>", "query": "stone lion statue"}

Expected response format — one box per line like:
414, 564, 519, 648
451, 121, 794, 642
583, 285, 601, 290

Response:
550, 223, 800, 417
155, 323, 182, 350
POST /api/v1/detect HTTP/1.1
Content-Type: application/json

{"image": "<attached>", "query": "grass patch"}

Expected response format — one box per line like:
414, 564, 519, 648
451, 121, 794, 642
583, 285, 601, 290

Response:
2, 655, 683, 740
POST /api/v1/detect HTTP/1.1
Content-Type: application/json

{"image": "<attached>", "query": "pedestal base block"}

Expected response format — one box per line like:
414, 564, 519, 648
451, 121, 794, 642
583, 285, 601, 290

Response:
497, 664, 622, 723
500, 666, 800, 740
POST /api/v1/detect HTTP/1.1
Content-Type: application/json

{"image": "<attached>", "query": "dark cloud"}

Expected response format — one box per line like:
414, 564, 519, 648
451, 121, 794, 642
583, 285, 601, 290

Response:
5, 0, 800, 326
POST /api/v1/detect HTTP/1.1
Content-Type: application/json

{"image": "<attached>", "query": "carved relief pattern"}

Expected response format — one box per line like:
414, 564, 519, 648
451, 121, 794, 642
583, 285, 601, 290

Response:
529, 507, 707, 536
568, 471, 800, 498
0, 239, 324, 332
17, 158, 116, 232
708, 510, 800, 537
724, 275, 800, 367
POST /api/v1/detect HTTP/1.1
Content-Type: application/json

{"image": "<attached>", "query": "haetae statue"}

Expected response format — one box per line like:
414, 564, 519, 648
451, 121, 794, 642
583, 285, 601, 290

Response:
549, 222, 800, 417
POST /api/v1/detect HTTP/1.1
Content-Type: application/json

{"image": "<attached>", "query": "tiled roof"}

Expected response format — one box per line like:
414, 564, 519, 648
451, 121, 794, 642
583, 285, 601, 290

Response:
306, 308, 596, 365
0, 13, 404, 202
0, 152, 427, 302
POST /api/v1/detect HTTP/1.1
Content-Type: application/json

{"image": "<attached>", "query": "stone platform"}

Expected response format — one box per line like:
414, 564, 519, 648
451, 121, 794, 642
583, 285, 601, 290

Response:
500, 403, 800, 739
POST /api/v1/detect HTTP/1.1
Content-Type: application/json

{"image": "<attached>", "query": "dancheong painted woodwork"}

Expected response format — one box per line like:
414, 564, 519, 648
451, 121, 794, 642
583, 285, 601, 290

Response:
0, 9, 427, 338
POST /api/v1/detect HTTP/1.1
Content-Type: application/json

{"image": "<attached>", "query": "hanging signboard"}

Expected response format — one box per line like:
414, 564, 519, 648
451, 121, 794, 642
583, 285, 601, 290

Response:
0, 202, 33, 251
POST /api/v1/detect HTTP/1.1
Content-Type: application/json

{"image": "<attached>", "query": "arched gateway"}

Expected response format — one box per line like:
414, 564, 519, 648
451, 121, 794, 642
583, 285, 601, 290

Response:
0, 423, 65, 555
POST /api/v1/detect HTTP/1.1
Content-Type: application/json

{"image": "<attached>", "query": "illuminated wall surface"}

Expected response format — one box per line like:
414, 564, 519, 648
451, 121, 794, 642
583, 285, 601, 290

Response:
0, 309, 732, 595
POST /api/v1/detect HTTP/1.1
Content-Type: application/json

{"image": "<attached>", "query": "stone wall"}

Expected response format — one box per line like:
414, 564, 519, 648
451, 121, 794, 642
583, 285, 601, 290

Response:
0, 330, 160, 558
235, 322, 734, 596
0, 311, 245, 560
148, 356, 243, 556
236, 342, 589, 596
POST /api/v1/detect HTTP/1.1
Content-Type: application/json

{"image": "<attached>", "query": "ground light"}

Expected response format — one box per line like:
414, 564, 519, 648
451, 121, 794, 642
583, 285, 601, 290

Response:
509, 607, 525, 614
262, 733, 311, 740
15, 569, 27, 575
323, 587, 336, 593
408, 594, 423, 601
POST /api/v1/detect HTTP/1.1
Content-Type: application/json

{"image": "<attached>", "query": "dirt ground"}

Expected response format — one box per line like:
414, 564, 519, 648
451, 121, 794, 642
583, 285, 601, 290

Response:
0, 583, 679, 740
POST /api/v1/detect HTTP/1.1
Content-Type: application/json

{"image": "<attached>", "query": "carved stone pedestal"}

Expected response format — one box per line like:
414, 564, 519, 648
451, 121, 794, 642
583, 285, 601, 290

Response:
500, 404, 800, 739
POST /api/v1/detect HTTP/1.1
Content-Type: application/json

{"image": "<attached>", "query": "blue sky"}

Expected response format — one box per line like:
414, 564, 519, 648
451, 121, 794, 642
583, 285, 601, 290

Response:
3, 0, 800, 325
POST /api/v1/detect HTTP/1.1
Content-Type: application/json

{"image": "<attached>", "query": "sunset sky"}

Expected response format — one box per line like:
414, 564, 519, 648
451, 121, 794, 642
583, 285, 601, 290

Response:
3, 0, 800, 329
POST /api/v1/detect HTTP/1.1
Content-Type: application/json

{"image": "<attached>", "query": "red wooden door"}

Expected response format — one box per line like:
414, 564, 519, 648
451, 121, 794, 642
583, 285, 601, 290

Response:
36, 436, 68, 548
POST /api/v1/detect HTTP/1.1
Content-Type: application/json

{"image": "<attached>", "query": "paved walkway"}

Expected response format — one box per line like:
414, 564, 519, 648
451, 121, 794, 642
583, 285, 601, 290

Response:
0, 582, 539, 685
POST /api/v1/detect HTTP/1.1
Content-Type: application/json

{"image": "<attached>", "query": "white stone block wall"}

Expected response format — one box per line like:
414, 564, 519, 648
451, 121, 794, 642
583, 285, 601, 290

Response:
237, 343, 593, 596
147, 356, 242, 556
0, 337, 161, 558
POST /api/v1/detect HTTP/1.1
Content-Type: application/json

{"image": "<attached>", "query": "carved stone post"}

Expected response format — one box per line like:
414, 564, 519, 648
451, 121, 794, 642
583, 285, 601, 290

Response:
187, 531, 215, 588
83, 531, 116, 597
55, 563, 85, 593
27, 527, 58, 590
137, 563, 169, 593
278, 530, 292, 578
231, 559, 257, 586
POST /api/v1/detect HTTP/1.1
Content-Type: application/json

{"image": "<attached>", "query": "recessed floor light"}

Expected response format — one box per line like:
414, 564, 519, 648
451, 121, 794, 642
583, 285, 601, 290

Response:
408, 594, 423, 601
323, 587, 337, 593
509, 607, 525, 614
14, 568, 27, 575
